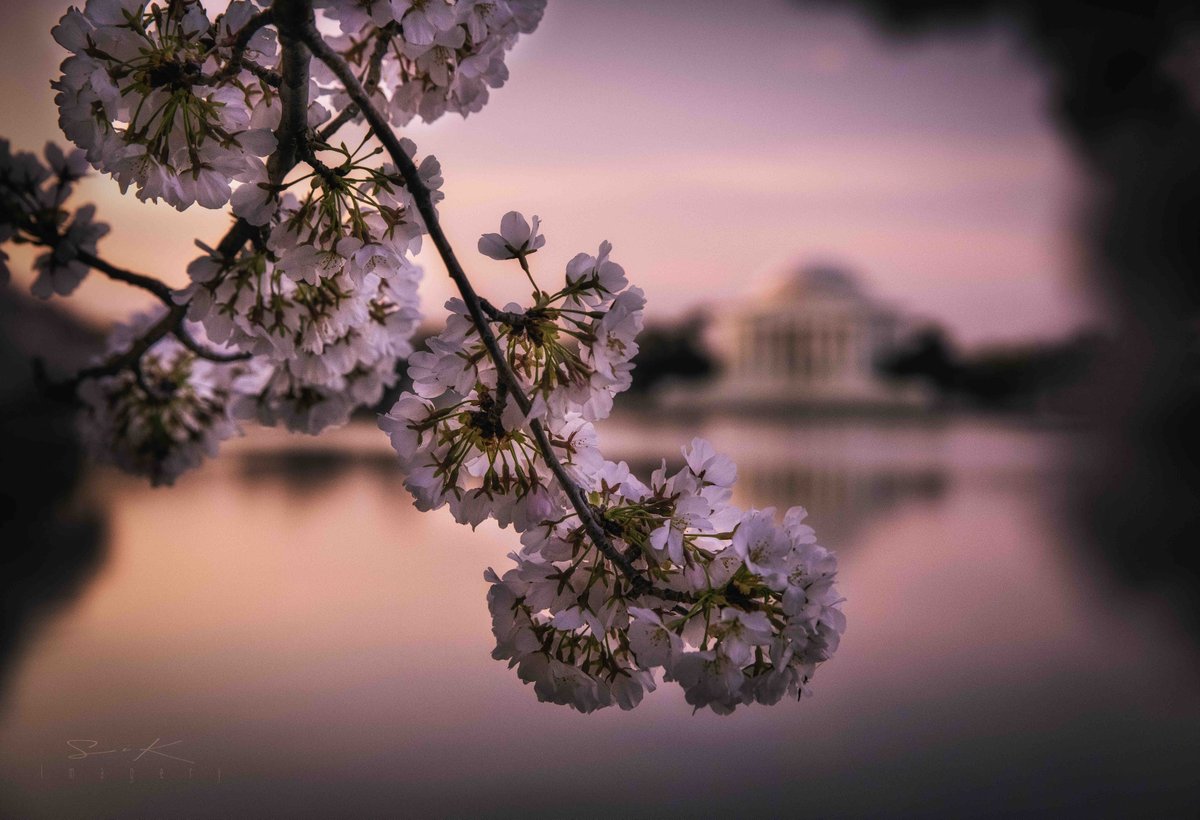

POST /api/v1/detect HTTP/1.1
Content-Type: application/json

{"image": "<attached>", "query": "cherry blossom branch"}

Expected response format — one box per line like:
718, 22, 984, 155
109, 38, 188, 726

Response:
38, 4, 680, 600
298, 17, 690, 604
479, 298, 532, 328
215, 0, 358, 260
35, 272, 246, 401
32, 241, 248, 388
19, 0, 847, 712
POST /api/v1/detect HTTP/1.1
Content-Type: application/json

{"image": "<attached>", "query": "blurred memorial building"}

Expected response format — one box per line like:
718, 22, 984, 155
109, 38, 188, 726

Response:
667, 264, 928, 412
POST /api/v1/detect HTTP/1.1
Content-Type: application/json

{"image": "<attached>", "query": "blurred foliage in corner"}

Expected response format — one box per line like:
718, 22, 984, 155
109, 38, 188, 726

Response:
628, 314, 715, 394
879, 326, 1106, 414
0, 290, 106, 699
801, 0, 1200, 638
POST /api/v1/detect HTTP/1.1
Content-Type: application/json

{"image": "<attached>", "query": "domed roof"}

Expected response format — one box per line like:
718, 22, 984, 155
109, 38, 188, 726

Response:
767, 264, 865, 302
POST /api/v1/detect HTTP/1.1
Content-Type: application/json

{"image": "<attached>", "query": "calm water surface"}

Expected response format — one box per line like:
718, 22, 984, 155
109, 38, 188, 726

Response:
1, 415, 1198, 818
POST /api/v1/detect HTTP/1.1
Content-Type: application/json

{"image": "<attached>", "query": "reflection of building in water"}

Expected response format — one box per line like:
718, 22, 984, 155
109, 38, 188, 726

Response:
668, 264, 928, 411
620, 452, 947, 549
733, 463, 947, 547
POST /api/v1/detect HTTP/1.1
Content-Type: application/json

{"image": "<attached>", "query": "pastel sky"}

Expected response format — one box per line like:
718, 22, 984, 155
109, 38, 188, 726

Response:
0, 0, 1101, 345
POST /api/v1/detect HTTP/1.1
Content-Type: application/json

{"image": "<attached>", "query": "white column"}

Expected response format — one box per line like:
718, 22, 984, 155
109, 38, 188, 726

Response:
797, 322, 807, 381
769, 320, 783, 382
750, 323, 761, 376
863, 323, 875, 375
805, 320, 814, 381
835, 322, 844, 377
848, 322, 861, 376
758, 322, 771, 378
814, 318, 827, 381
739, 321, 752, 377
833, 319, 846, 379
787, 320, 798, 382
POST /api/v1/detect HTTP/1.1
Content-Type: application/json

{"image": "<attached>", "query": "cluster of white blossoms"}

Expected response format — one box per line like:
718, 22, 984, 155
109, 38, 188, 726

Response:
52, 0, 281, 211
0, 140, 106, 297
180, 140, 435, 434
381, 213, 846, 713
50, 0, 544, 213
78, 309, 244, 486
44, 0, 545, 431
6, 2, 845, 713
488, 457, 846, 714
317, 0, 546, 125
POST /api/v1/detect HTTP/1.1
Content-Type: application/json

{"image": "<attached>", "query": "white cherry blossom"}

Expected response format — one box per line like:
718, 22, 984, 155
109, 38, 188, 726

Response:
478, 210, 545, 260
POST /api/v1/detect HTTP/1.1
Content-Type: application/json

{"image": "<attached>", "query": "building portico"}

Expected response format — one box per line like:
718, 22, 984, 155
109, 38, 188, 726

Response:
673, 264, 927, 411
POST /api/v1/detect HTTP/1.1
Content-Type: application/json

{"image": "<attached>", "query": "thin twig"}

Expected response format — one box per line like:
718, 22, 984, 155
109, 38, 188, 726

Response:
242, 60, 282, 87
298, 138, 342, 186
299, 17, 690, 603
214, 8, 276, 83
311, 22, 396, 140
479, 297, 534, 329
77, 250, 251, 361
77, 250, 174, 304
174, 322, 251, 363
36, 308, 178, 399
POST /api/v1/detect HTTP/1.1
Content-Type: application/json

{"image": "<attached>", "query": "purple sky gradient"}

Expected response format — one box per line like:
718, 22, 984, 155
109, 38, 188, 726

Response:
0, 0, 1103, 345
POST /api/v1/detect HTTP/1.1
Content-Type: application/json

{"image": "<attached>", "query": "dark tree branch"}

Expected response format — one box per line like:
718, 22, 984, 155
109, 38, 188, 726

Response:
242, 60, 282, 87
314, 22, 396, 140
297, 137, 342, 186
35, 308, 178, 400
216, 6, 384, 261
268, 0, 313, 184
479, 297, 534, 329
364, 22, 397, 91
300, 19, 691, 604
78, 248, 251, 360
77, 250, 174, 304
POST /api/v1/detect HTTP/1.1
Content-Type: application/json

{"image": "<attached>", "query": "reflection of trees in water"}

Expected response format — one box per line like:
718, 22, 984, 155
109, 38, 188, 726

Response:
238, 449, 402, 495
0, 291, 107, 705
